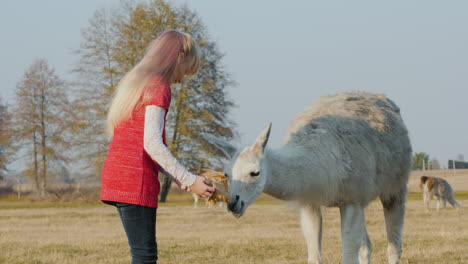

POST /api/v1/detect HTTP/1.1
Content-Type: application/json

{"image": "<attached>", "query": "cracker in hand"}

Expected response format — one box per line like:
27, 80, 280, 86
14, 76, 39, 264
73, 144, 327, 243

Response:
198, 168, 231, 205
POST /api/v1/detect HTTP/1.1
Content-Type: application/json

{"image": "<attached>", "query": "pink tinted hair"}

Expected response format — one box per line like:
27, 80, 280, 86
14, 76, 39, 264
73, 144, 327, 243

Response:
106, 30, 201, 136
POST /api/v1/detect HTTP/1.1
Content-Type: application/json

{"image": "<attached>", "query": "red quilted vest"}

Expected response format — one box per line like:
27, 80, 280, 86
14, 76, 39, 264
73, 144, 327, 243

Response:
100, 78, 171, 208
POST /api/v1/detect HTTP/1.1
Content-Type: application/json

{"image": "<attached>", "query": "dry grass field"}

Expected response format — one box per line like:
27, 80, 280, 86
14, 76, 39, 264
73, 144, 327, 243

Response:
0, 170, 467, 264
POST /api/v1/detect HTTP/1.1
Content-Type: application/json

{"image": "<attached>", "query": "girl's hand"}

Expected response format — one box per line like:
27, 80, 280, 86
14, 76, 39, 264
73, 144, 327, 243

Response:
188, 176, 215, 198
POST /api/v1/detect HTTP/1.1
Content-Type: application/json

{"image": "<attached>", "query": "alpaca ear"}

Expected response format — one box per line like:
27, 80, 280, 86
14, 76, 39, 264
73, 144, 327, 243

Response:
252, 123, 272, 157
203, 134, 237, 159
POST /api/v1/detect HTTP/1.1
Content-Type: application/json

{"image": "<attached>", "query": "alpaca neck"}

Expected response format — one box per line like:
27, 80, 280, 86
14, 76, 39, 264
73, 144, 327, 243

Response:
262, 146, 325, 201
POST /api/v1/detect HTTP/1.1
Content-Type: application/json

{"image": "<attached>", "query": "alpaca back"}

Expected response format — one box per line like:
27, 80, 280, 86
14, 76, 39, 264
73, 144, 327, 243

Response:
437, 178, 458, 205
284, 91, 412, 205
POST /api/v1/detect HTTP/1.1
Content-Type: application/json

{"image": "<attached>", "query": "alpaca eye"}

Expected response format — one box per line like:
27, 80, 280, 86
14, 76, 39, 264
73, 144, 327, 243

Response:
250, 171, 260, 177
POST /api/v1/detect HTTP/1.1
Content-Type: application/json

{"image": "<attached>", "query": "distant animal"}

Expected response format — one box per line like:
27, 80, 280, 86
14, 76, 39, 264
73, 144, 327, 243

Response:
420, 175, 461, 211
208, 92, 412, 264
192, 169, 230, 208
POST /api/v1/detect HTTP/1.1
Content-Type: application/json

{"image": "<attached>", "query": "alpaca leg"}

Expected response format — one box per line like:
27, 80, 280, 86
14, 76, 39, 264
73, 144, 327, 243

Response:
192, 194, 199, 208
359, 233, 372, 264
448, 196, 461, 209
436, 198, 440, 212
423, 192, 431, 211
300, 205, 323, 264
339, 204, 371, 264
381, 195, 405, 264
442, 198, 447, 210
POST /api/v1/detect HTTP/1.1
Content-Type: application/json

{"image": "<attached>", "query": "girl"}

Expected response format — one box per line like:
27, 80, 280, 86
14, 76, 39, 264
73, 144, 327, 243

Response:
100, 30, 215, 264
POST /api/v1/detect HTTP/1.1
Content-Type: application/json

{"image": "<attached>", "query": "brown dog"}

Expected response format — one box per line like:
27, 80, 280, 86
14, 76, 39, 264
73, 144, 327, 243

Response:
420, 176, 461, 211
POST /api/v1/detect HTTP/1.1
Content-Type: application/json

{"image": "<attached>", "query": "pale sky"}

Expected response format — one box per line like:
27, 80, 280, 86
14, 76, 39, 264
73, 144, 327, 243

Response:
1, 0, 467, 170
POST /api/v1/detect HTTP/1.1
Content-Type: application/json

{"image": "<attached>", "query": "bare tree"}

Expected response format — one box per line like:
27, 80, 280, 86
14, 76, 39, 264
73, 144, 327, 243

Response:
13, 59, 71, 196
412, 152, 430, 170
430, 157, 441, 170
72, 7, 120, 179
0, 97, 13, 181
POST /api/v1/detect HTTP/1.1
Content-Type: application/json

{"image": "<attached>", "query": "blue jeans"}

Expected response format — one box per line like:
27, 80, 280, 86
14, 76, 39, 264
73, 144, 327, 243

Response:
115, 202, 158, 264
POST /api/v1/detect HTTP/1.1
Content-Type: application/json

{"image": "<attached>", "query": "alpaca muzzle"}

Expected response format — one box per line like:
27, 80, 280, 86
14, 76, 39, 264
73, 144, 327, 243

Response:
228, 194, 244, 218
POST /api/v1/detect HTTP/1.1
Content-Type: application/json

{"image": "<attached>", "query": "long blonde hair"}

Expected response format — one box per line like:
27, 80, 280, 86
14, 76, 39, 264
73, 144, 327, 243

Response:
106, 30, 201, 136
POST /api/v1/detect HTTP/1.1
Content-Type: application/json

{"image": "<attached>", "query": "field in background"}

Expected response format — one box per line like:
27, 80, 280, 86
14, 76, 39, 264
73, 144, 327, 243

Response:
0, 169, 467, 263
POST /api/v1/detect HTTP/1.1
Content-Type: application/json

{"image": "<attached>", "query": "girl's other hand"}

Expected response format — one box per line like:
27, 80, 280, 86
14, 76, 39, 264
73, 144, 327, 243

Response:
189, 176, 215, 198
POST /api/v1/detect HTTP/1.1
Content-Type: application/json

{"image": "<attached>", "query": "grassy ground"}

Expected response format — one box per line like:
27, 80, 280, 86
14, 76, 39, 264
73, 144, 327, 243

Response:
0, 195, 467, 264
1, 170, 467, 263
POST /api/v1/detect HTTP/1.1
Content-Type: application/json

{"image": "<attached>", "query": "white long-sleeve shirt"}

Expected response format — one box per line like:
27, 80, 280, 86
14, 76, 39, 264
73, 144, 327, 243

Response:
143, 105, 197, 187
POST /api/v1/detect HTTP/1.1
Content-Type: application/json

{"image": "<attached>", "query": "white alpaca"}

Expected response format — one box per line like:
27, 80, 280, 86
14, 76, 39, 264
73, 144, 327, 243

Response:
209, 92, 412, 264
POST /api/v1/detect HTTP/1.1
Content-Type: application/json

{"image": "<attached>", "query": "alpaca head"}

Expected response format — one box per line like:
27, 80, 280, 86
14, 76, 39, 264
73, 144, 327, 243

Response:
207, 123, 272, 218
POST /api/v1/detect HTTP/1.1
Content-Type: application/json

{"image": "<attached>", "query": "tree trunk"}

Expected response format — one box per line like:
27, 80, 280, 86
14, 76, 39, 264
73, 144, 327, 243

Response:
40, 133, 47, 196
159, 174, 172, 203
32, 128, 40, 195
39, 94, 47, 196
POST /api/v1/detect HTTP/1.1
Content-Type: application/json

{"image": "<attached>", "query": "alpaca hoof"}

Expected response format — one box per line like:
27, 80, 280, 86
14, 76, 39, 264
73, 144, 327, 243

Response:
307, 257, 323, 264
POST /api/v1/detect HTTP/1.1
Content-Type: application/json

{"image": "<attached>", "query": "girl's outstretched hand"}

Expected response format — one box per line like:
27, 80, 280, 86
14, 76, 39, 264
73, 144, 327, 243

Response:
189, 176, 215, 198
